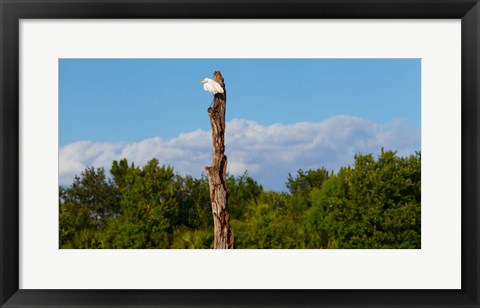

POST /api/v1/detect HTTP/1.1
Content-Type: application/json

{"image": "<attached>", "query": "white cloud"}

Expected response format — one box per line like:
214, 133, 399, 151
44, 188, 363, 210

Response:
59, 115, 420, 191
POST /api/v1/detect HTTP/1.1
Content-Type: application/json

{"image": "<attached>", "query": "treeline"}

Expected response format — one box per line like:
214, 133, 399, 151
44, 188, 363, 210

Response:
59, 149, 421, 249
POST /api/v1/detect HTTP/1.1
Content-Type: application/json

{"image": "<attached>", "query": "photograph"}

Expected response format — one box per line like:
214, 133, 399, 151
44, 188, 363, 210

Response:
2, 0, 478, 306
59, 58, 421, 249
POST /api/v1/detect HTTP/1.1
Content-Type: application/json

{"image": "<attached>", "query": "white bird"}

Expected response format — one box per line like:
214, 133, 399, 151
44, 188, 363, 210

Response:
200, 78, 225, 108
200, 77, 224, 96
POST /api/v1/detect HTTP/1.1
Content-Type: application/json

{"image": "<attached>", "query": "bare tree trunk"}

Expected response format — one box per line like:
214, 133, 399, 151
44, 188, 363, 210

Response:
205, 71, 234, 249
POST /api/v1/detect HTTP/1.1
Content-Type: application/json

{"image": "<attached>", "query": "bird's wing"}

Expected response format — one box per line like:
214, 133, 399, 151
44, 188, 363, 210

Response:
212, 81, 224, 94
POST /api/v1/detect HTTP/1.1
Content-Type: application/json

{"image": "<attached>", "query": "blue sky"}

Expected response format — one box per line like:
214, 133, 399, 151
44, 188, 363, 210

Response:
59, 59, 421, 191
60, 59, 420, 145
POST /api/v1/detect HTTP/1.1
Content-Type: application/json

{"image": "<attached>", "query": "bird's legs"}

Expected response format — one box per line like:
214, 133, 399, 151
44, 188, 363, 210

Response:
210, 96, 215, 108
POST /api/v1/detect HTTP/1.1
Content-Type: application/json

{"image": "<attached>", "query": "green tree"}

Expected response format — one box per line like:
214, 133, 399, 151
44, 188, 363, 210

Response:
227, 172, 264, 220
306, 150, 421, 249
286, 167, 330, 197
176, 175, 212, 229
59, 167, 120, 248
104, 158, 181, 248
59, 150, 421, 249
232, 200, 305, 249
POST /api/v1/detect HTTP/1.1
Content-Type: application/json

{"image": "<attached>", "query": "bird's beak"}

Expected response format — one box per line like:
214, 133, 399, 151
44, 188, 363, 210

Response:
199, 79, 205, 84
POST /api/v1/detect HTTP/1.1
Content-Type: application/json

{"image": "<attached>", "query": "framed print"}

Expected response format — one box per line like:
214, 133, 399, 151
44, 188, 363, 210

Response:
1, 0, 479, 307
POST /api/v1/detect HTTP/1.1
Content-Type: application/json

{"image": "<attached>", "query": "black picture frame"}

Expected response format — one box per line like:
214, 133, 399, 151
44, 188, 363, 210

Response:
1, 0, 479, 307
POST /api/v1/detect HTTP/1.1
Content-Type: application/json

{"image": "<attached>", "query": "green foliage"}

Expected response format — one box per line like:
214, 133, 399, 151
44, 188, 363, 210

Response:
286, 168, 330, 199
232, 201, 306, 249
59, 167, 120, 247
305, 150, 421, 248
176, 175, 212, 229
171, 227, 214, 249
104, 158, 181, 248
227, 172, 263, 220
59, 150, 421, 249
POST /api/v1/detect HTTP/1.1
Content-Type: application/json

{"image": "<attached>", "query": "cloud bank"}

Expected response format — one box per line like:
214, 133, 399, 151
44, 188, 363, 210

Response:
59, 115, 420, 191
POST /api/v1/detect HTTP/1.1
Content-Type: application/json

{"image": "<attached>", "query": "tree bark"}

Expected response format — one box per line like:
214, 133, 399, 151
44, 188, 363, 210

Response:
205, 71, 234, 249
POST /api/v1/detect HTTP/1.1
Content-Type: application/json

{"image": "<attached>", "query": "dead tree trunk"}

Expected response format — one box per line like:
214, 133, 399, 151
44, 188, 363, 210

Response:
205, 71, 234, 249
